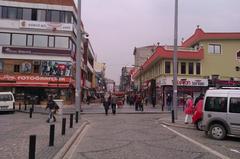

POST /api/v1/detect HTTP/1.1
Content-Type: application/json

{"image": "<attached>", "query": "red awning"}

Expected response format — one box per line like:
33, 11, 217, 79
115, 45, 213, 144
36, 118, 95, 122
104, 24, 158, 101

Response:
0, 82, 70, 88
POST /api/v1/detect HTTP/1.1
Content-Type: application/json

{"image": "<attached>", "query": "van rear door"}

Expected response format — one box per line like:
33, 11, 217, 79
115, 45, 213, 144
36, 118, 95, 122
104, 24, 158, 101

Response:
228, 96, 240, 135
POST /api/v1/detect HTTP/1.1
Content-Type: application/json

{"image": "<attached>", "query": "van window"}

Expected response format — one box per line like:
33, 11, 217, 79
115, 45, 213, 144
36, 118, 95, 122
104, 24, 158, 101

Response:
0, 94, 13, 101
205, 97, 227, 112
230, 98, 240, 113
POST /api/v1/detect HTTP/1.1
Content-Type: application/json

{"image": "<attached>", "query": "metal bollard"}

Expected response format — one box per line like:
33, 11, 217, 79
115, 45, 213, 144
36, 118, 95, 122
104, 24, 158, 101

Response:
70, 114, 73, 128
171, 110, 175, 123
19, 103, 21, 111
31, 103, 34, 112
75, 111, 79, 123
30, 108, 33, 118
29, 135, 36, 159
49, 124, 55, 146
62, 118, 66, 135
25, 103, 27, 110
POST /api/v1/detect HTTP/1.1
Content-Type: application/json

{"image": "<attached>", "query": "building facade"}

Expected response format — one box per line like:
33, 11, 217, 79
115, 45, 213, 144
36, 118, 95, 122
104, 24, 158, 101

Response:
119, 66, 134, 92
0, 0, 95, 104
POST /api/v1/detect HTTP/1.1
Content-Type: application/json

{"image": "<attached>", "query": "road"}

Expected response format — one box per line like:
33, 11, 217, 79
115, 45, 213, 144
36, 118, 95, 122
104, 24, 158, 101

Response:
66, 114, 224, 159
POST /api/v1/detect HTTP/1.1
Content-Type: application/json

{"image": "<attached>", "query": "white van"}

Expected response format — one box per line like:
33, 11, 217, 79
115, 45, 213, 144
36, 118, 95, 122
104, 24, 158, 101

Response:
0, 92, 15, 113
202, 88, 240, 140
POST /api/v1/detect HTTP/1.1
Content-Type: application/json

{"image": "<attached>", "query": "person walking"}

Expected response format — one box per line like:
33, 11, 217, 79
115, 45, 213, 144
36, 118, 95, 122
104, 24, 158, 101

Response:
184, 95, 194, 124
111, 94, 117, 115
45, 95, 59, 123
103, 93, 110, 115
166, 93, 172, 111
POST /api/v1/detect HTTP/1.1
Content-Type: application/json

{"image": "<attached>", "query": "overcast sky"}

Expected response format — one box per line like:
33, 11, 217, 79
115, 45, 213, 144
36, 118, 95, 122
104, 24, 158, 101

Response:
78, 0, 240, 84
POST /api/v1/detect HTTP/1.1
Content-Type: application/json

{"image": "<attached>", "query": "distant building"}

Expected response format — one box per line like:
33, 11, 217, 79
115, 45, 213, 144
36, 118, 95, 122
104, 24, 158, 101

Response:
133, 45, 157, 66
119, 66, 134, 92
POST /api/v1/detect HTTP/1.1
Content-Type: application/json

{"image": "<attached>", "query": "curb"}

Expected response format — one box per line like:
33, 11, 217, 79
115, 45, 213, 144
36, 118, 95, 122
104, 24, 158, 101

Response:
160, 121, 196, 130
53, 120, 89, 159
80, 111, 171, 115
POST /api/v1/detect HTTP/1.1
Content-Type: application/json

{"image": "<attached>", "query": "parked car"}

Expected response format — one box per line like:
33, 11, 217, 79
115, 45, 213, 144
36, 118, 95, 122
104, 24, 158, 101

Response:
0, 92, 15, 113
202, 88, 240, 140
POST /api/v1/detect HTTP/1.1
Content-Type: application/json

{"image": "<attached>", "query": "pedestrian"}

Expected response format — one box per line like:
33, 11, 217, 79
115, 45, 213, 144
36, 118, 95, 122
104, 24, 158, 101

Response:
103, 93, 110, 115
194, 93, 204, 106
151, 96, 156, 108
45, 95, 59, 123
111, 94, 117, 115
184, 95, 194, 124
166, 93, 172, 111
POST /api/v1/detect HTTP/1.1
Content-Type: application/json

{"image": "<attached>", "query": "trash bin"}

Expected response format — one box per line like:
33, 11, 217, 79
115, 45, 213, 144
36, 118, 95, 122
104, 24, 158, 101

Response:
53, 99, 64, 116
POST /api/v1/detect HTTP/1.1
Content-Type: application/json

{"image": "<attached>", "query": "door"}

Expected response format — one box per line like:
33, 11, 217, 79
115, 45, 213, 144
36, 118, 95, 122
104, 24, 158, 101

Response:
228, 96, 240, 135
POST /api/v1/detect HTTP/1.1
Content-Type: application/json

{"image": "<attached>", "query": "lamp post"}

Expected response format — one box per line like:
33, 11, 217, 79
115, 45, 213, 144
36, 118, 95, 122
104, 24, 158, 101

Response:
172, 0, 178, 123
75, 0, 82, 118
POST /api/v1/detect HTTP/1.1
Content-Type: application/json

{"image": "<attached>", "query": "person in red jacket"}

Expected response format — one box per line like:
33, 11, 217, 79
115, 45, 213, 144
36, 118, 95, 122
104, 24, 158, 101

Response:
184, 95, 194, 124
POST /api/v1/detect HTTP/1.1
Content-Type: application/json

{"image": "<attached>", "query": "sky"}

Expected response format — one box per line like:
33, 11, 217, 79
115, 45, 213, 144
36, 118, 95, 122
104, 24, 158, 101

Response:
77, 0, 240, 84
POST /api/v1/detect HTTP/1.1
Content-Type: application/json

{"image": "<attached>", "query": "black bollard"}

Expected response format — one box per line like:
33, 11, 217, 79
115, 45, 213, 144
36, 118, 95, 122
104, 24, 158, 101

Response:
25, 103, 27, 110
62, 118, 66, 135
30, 108, 33, 118
19, 103, 21, 111
75, 111, 79, 123
49, 124, 55, 146
29, 135, 36, 159
171, 110, 175, 123
31, 103, 34, 112
70, 114, 73, 128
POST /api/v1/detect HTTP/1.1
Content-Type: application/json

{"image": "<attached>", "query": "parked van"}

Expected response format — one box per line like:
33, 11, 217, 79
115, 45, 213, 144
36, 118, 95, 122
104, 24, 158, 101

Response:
0, 92, 15, 113
202, 88, 240, 140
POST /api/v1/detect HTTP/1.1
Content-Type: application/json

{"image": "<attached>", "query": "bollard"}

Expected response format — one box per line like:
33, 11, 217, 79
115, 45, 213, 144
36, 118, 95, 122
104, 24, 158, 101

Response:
171, 110, 175, 123
19, 103, 21, 111
49, 124, 55, 146
30, 108, 33, 118
25, 103, 27, 110
70, 114, 73, 128
61, 118, 66, 135
29, 135, 36, 159
75, 111, 79, 123
31, 103, 34, 112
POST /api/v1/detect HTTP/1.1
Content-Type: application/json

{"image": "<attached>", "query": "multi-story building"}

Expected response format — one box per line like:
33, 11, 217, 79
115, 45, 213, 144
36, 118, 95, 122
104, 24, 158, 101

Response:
119, 66, 134, 92
133, 45, 157, 67
133, 27, 240, 107
0, 0, 94, 104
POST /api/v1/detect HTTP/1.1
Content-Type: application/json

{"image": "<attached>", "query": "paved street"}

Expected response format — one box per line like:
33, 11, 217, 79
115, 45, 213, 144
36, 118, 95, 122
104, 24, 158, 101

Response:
68, 113, 221, 159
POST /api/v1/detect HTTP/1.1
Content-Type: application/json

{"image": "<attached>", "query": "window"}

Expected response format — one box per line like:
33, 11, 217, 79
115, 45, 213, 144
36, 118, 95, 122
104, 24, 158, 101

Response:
208, 44, 221, 54
0, 61, 3, 72
48, 36, 54, 47
60, 11, 65, 23
14, 65, 20, 72
8, 7, 17, 19
165, 61, 171, 73
0, 33, 11, 45
188, 62, 194, 74
27, 35, 33, 46
31, 9, 37, 20
0, 6, 2, 18
181, 62, 186, 74
55, 36, 69, 48
2, 6, 7, 18
23, 8, 32, 20
46, 10, 51, 21
196, 63, 201, 75
230, 98, 240, 113
12, 34, 26, 46
65, 12, 72, 23
51, 10, 60, 22
34, 35, 48, 47
205, 97, 227, 112
37, 10, 46, 21
17, 8, 23, 19
33, 64, 40, 73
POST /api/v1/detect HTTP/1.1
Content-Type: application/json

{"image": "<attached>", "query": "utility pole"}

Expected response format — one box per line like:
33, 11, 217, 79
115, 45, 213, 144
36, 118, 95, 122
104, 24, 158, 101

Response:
75, 0, 82, 118
172, 0, 178, 122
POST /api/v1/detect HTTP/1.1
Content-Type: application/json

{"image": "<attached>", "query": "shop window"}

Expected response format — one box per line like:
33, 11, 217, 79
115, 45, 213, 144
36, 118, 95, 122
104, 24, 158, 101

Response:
12, 34, 26, 46
180, 62, 186, 74
14, 65, 20, 72
196, 63, 201, 75
205, 97, 227, 112
0, 61, 3, 72
188, 62, 194, 74
0, 33, 11, 45
230, 98, 240, 113
21, 62, 32, 73
208, 44, 221, 54
23, 8, 32, 20
165, 61, 171, 73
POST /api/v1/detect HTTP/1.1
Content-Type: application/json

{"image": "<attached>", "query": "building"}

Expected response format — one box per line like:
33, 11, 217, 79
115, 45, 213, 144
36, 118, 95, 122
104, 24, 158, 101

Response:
119, 66, 134, 92
105, 78, 115, 93
133, 27, 240, 107
0, 0, 95, 104
133, 45, 157, 67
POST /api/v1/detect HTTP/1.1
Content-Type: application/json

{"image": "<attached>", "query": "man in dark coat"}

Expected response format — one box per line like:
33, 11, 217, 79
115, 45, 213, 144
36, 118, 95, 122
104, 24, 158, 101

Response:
45, 95, 58, 122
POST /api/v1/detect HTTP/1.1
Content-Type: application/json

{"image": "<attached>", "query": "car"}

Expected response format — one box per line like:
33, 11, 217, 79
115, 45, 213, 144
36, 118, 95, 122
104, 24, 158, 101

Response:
0, 92, 15, 113
202, 88, 240, 140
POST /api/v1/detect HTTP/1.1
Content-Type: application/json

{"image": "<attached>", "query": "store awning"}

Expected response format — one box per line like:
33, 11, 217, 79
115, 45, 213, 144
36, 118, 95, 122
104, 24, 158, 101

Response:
0, 82, 71, 88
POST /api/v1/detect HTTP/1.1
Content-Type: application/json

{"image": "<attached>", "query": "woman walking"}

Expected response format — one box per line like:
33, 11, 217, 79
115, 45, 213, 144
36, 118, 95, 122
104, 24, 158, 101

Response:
184, 95, 194, 124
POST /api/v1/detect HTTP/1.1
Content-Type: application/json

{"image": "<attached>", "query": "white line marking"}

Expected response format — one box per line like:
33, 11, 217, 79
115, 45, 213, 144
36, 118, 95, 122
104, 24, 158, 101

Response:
230, 148, 240, 154
161, 124, 230, 159
63, 125, 90, 159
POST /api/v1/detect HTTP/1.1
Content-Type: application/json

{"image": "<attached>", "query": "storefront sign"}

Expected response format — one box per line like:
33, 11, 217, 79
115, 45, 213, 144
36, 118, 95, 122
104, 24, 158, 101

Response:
158, 77, 208, 86
0, 74, 72, 83
19, 20, 73, 31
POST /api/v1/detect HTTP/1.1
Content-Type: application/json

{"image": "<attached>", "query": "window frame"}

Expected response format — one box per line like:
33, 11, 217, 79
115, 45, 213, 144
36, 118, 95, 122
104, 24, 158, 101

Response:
229, 97, 240, 114
204, 97, 228, 112
165, 61, 171, 74
208, 43, 222, 54
180, 62, 186, 74
188, 62, 194, 75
